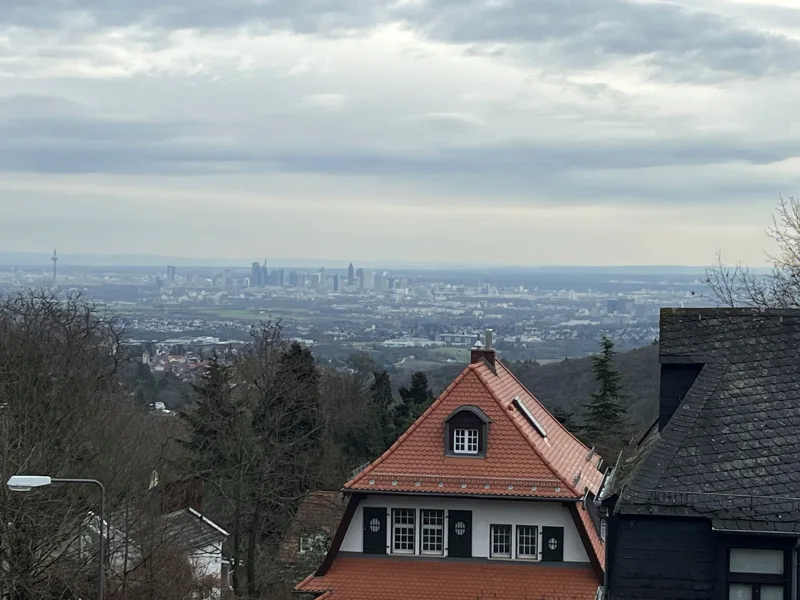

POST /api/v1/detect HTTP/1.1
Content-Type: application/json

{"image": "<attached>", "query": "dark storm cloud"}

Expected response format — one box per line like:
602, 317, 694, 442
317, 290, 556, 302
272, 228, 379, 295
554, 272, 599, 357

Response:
5, 0, 800, 78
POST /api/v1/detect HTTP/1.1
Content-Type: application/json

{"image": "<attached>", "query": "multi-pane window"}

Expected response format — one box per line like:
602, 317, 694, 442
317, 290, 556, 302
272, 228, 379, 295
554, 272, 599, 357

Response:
392, 509, 416, 554
420, 510, 444, 555
516, 525, 538, 559
454, 428, 479, 454
728, 548, 787, 600
490, 524, 512, 558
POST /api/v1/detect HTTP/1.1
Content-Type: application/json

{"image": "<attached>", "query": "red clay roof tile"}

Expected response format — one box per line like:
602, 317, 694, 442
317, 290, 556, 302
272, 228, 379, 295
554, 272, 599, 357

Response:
296, 556, 600, 600
346, 361, 604, 500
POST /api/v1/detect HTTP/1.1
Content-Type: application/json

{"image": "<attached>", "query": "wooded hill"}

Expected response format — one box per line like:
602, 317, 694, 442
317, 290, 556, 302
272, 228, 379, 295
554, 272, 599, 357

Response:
419, 343, 660, 430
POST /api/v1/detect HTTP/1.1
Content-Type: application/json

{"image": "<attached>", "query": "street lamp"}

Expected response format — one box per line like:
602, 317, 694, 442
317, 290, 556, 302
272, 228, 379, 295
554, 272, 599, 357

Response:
7, 475, 105, 600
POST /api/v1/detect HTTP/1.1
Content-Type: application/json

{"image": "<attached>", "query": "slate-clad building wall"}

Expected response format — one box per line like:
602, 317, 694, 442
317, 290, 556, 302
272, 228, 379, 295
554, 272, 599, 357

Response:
608, 517, 716, 600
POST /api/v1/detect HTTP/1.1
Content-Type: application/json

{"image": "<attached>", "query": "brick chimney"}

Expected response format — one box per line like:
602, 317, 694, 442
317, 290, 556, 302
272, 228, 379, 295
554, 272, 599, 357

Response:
470, 329, 496, 367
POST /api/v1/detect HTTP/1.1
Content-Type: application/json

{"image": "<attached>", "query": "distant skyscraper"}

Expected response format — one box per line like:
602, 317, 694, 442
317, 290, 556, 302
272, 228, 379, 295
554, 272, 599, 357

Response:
375, 272, 385, 291
278, 269, 285, 287
166, 265, 176, 284
289, 270, 299, 287
224, 268, 232, 287
348, 263, 355, 286
333, 274, 340, 292
251, 262, 261, 287
298, 273, 307, 289
362, 269, 375, 289
261, 260, 269, 287
319, 267, 327, 289
357, 268, 364, 289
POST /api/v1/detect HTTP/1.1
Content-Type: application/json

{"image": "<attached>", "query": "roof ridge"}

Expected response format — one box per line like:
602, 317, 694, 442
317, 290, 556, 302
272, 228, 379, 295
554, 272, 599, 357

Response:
497, 359, 597, 459
344, 364, 476, 489
472, 362, 580, 497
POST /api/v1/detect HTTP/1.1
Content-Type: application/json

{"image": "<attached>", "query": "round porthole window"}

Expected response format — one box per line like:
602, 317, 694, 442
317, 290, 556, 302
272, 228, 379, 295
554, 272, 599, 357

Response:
548, 538, 558, 551
369, 518, 381, 533
454, 521, 466, 535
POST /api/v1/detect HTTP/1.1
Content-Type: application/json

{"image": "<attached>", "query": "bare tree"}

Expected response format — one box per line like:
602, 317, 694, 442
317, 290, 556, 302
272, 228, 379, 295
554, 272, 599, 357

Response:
0, 291, 208, 600
708, 195, 800, 308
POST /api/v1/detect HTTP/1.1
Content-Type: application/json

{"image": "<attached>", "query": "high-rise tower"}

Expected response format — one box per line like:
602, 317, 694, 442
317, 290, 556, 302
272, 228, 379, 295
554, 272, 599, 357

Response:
51, 249, 58, 286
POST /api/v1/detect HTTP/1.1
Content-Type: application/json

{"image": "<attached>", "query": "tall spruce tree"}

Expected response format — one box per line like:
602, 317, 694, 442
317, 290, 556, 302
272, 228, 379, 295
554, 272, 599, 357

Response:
394, 371, 435, 432
582, 336, 628, 460
370, 371, 395, 450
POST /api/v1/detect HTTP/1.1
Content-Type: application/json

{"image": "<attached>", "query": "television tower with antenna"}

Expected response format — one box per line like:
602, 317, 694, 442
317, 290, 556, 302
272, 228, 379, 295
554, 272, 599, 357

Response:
51, 249, 58, 287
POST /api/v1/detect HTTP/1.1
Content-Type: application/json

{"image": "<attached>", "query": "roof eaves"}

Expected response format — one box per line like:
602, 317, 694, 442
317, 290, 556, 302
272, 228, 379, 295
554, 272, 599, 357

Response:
187, 507, 230, 537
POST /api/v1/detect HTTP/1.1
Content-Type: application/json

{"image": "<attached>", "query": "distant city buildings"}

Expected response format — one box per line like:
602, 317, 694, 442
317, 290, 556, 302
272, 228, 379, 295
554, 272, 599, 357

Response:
166, 265, 176, 284
607, 298, 635, 315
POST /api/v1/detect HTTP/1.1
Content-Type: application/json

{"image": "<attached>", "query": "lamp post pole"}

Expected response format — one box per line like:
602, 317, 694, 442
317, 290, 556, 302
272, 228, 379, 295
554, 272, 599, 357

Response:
7, 476, 105, 600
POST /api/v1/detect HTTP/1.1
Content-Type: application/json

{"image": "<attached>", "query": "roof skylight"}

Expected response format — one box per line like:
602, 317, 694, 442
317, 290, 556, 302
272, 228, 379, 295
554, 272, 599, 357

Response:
512, 396, 547, 438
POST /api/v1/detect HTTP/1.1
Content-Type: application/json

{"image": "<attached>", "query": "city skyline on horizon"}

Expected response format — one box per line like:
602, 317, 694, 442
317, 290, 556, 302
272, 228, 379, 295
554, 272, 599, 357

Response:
0, 248, 772, 273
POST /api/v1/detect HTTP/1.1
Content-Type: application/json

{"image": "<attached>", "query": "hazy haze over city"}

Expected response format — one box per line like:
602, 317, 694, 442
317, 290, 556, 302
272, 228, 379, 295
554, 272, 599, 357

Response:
1, 0, 799, 265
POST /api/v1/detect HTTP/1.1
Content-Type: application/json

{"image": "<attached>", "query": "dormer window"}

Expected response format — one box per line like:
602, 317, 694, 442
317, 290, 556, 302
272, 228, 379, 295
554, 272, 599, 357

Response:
454, 428, 479, 454
445, 406, 491, 457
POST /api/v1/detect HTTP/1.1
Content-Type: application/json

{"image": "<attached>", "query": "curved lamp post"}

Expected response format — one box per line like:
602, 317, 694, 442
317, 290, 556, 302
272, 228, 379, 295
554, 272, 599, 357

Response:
7, 475, 105, 600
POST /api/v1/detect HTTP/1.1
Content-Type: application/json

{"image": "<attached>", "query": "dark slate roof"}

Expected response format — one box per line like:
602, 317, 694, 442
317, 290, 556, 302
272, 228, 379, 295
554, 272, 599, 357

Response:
618, 308, 800, 533
603, 419, 660, 500
161, 507, 229, 551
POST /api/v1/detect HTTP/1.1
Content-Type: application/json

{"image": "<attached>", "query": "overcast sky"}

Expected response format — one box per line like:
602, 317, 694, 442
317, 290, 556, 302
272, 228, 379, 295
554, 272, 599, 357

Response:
1, 0, 799, 266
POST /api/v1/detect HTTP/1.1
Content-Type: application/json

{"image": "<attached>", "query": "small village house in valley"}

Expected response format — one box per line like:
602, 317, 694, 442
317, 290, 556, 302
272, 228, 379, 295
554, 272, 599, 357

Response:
296, 331, 606, 600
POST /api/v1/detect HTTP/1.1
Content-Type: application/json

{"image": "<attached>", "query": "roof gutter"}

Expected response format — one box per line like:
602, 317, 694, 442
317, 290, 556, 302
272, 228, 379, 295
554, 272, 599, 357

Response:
342, 489, 581, 503
712, 526, 800, 537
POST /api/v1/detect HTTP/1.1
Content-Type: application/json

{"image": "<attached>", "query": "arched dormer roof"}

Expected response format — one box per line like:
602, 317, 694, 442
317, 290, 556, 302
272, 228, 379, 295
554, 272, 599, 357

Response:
444, 405, 491, 424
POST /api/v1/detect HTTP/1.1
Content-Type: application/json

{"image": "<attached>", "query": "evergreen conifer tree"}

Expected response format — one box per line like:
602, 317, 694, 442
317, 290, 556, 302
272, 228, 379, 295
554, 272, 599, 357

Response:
582, 336, 628, 460
393, 371, 435, 432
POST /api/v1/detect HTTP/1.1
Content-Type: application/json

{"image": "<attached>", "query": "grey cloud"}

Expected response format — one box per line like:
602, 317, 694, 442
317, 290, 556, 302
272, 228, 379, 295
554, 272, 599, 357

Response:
401, 0, 800, 78
0, 0, 386, 32
5, 0, 800, 80
2, 104, 798, 186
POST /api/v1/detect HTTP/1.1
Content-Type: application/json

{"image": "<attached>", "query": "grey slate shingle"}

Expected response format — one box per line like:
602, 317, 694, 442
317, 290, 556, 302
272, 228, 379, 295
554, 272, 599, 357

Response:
618, 308, 800, 532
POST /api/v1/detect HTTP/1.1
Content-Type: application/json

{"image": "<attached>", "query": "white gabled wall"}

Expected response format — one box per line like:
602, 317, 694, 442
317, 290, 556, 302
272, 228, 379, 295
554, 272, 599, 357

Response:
341, 495, 590, 563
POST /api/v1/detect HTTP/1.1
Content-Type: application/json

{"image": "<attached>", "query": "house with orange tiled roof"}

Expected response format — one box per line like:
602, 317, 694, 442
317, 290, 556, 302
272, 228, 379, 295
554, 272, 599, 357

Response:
296, 331, 608, 600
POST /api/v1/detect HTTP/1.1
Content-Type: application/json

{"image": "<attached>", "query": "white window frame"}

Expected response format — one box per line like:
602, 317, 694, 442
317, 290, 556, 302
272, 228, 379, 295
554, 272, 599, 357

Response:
392, 508, 416, 554
420, 509, 444, 555
727, 548, 787, 600
454, 428, 479, 454
516, 525, 538, 560
490, 524, 512, 559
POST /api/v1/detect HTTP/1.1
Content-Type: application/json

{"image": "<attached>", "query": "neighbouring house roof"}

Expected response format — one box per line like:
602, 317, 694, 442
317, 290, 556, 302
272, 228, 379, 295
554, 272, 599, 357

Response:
296, 555, 600, 600
345, 359, 605, 500
278, 491, 347, 564
162, 507, 229, 551
618, 308, 800, 533
103, 507, 228, 556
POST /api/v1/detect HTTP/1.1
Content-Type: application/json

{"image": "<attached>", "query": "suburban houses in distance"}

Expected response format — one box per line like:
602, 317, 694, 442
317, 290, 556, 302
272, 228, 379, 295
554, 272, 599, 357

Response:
601, 309, 800, 600
296, 331, 606, 600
